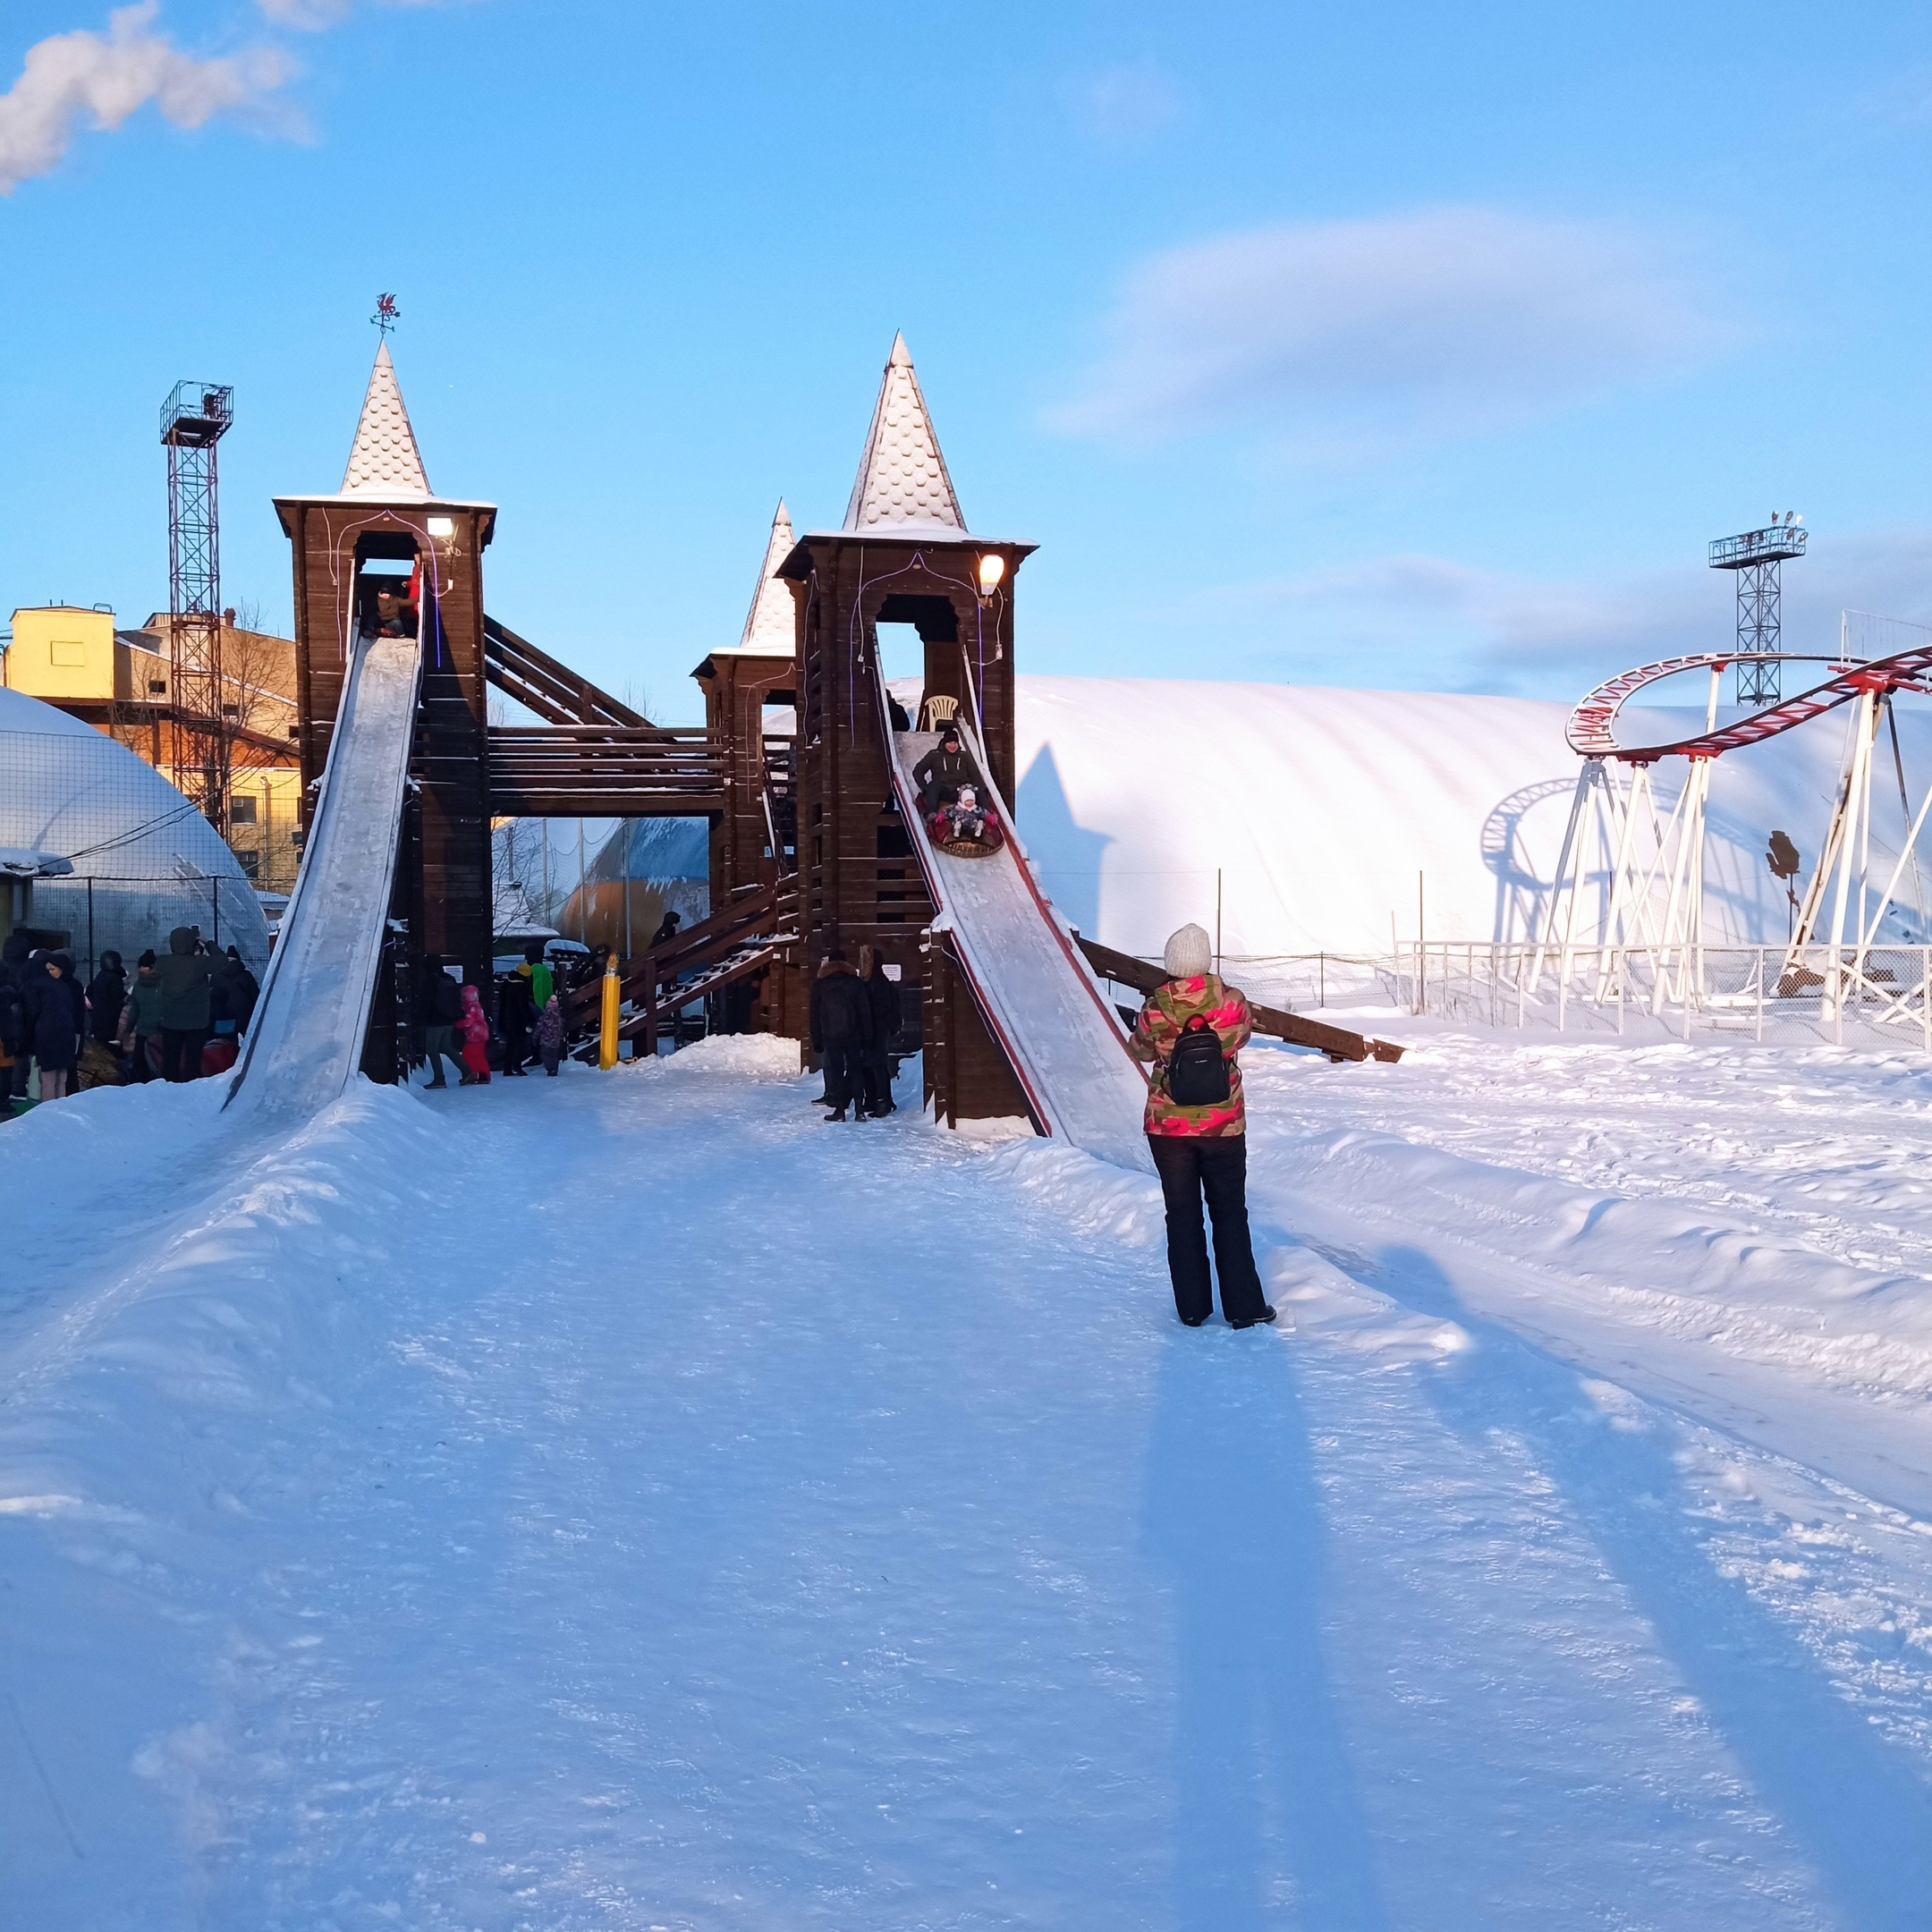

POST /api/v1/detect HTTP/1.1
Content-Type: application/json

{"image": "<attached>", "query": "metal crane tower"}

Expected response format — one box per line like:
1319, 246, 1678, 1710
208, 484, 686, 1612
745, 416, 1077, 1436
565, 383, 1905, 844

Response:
161, 380, 234, 832
1708, 515, 1807, 706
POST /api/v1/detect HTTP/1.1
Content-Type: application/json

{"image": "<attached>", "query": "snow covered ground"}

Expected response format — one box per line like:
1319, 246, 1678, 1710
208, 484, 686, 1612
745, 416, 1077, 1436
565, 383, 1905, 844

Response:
6, 1036, 1932, 1928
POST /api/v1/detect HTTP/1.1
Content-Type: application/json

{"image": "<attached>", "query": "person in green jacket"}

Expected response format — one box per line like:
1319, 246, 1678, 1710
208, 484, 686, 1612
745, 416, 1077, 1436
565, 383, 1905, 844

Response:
123, 950, 166, 1082
519, 942, 554, 1011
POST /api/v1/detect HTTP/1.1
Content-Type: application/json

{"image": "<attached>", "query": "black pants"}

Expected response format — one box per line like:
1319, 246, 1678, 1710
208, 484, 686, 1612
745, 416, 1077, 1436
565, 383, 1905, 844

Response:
823, 1042, 864, 1112
160, 1027, 206, 1082
860, 1043, 894, 1114
1148, 1134, 1270, 1325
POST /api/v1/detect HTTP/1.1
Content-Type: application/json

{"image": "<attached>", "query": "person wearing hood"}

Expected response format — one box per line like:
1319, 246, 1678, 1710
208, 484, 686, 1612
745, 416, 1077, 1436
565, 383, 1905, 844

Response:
535, 992, 565, 1076
1127, 922, 1276, 1331
456, 981, 493, 1084
912, 724, 979, 817
857, 946, 901, 1118
22, 951, 87, 1101
0, 929, 31, 1103
122, 950, 165, 1081
809, 950, 872, 1122
86, 951, 127, 1047
216, 946, 259, 1035
154, 925, 215, 1081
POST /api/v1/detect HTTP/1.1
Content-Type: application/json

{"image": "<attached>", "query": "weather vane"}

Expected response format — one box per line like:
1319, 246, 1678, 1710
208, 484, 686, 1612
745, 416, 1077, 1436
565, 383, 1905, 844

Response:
371, 292, 400, 337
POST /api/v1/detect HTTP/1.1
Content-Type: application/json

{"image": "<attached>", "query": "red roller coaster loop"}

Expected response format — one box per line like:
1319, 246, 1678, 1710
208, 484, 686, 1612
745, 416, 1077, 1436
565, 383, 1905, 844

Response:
1565, 648, 1932, 763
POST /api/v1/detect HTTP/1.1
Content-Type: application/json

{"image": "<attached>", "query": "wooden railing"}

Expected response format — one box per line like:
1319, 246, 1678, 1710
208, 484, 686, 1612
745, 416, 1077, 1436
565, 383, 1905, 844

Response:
561, 885, 789, 1043
488, 724, 727, 816
482, 614, 652, 730
1075, 935, 1402, 1064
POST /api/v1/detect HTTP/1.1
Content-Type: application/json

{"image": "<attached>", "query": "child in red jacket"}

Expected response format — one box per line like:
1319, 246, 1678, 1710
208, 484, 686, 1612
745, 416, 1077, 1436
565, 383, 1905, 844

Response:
458, 981, 492, 1085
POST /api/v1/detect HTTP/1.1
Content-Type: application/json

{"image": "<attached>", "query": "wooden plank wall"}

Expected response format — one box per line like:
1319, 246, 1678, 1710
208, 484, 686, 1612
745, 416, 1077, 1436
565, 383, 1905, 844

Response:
279, 500, 495, 1068
781, 536, 1030, 1121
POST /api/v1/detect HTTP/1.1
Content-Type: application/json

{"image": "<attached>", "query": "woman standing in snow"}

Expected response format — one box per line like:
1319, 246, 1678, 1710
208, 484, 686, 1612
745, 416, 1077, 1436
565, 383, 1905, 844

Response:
1127, 922, 1276, 1330
457, 981, 493, 1086
22, 951, 87, 1103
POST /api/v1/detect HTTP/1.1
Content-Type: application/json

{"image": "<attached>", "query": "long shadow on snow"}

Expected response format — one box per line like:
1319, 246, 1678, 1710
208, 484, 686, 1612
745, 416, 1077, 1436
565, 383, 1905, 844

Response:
1368, 1241, 1932, 1930
1141, 1327, 1388, 1932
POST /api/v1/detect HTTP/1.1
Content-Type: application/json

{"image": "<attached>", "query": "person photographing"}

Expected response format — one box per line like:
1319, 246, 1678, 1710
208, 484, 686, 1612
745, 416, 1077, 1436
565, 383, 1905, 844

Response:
1128, 922, 1276, 1330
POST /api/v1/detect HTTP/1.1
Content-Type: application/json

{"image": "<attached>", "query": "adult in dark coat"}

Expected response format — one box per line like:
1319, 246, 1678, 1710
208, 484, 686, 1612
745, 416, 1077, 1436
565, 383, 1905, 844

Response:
416, 953, 466, 1089
86, 951, 127, 1046
496, 970, 537, 1076
912, 726, 979, 816
216, 946, 259, 1034
649, 911, 682, 951
809, 952, 872, 1122
0, 930, 30, 1102
858, 946, 901, 1118
23, 951, 86, 1100
154, 926, 215, 1081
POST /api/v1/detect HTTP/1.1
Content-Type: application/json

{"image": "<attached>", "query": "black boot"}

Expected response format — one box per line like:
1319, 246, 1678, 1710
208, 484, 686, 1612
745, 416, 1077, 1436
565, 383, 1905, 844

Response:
1229, 1307, 1278, 1330
824, 1106, 846, 1122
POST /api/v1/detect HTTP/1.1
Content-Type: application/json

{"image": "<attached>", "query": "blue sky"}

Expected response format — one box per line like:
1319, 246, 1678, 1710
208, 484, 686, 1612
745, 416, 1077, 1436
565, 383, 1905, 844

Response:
4, 0, 1931, 723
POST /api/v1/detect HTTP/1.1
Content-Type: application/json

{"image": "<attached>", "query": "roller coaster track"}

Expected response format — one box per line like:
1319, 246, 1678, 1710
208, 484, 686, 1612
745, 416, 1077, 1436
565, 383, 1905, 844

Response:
1566, 649, 1932, 763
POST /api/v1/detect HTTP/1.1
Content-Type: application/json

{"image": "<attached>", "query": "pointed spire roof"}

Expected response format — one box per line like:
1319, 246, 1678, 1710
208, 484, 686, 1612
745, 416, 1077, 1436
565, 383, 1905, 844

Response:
843, 333, 964, 535
341, 343, 430, 497
737, 499, 797, 651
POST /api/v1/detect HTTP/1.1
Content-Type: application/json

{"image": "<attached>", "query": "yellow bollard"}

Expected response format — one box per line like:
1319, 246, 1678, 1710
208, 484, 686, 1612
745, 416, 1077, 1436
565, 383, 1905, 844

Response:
598, 954, 621, 1070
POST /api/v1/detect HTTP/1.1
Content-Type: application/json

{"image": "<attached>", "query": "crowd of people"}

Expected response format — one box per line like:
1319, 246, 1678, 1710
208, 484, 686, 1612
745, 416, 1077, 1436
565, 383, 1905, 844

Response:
0, 926, 259, 1108
2, 893, 1276, 1326
413, 941, 578, 1088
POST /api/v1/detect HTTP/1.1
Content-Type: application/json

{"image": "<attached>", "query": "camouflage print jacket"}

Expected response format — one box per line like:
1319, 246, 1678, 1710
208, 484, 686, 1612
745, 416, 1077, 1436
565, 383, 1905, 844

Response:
1127, 973, 1252, 1139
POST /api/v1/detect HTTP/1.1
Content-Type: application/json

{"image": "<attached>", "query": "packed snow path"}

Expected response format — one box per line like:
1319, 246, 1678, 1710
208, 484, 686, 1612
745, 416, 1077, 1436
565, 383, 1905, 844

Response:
5, 1038, 1932, 1929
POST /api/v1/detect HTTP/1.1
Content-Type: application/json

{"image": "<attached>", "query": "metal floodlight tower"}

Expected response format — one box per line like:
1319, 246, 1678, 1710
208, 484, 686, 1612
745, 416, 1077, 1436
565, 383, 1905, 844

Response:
161, 379, 234, 833
1708, 517, 1807, 706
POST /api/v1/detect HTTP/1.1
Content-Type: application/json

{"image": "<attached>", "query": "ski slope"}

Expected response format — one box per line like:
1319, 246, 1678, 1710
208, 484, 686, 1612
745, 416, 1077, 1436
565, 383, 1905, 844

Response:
885, 698, 1151, 1170
225, 631, 421, 1116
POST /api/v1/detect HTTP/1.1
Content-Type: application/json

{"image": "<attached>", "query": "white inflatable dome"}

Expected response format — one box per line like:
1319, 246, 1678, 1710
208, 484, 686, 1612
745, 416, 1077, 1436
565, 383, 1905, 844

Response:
0, 685, 269, 971
1013, 674, 1926, 968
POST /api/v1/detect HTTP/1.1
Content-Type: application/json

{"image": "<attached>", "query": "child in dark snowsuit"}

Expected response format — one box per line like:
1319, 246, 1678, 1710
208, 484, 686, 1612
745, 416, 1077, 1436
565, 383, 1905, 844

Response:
536, 995, 564, 1076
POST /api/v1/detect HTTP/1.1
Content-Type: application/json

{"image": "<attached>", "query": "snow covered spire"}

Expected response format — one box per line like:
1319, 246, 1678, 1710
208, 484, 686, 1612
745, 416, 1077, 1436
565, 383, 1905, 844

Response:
738, 500, 797, 651
341, 342, 431, 497
843, 333, 964, 535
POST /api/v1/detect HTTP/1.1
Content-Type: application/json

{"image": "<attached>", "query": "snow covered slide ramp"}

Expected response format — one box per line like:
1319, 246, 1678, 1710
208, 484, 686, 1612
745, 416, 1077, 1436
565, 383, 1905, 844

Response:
226, 632, 422, 1116
886, 704, 1151, 1172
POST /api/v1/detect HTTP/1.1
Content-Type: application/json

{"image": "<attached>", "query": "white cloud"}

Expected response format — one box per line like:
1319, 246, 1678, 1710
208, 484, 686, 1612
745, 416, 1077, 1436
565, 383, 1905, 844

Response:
0, 3, 292, 193
1234, 524, 1932, 699
1051, 207, 1733, 445
257, 0, 352, 24
1066, 60, 1190, 150
257, 0, 474, 26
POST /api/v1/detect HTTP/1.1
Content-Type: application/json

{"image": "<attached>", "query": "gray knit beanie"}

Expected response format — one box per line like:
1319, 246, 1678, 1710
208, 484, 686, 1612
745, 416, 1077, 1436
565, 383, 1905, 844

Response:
1163, 922, 1212, 978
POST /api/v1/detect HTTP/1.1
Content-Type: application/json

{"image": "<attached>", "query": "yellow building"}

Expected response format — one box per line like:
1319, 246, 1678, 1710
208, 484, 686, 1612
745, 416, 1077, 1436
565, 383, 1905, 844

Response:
3, 604, 119, 701
4, 603, 306, 894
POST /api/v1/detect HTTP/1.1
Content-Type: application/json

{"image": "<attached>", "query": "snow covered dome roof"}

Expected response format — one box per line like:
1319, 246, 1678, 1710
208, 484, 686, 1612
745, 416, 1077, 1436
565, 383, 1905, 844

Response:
0, 685, 269, 967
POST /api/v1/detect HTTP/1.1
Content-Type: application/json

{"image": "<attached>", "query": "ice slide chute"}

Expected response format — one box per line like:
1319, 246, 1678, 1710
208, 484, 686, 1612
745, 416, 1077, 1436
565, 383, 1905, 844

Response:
881, 687, 1154, 1172
225, 631, 423, 1115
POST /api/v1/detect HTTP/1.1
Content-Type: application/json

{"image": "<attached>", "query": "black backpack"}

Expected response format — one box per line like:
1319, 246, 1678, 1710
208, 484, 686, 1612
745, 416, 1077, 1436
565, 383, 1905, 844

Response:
1167, 1013, 1230, 1107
